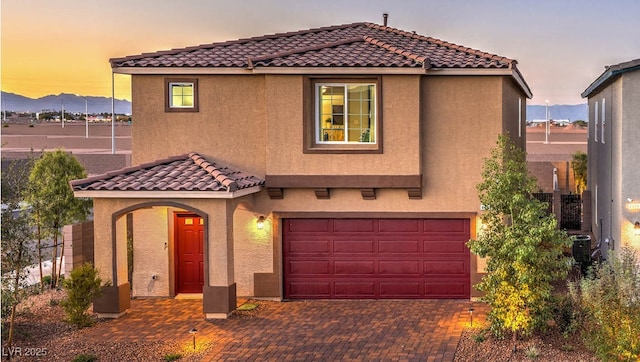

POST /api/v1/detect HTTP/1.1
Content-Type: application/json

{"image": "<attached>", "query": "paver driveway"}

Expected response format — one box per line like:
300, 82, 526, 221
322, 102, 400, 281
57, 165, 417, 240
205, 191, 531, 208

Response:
82, 298, 487, 361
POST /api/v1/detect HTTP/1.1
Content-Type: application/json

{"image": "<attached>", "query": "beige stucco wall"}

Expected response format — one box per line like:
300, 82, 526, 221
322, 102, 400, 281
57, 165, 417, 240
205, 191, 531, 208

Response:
587, 68, 640, 254
620, 70, 640, 250
233, 206, 274, 296
265, 75, 420, 176
132, 207, 170, 297
104, 72, 526, 299
131, 75, 267, 176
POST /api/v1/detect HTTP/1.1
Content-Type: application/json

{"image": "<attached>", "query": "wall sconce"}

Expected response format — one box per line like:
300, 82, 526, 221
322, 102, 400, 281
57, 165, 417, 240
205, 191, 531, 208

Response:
256, 216, 266, 230
189, 327, 197, 350
635, 221, 640, 235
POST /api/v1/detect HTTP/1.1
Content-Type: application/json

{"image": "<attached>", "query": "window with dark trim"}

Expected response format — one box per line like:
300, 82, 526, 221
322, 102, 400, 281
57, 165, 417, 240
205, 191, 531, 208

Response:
165, 78, 199, 112
304, 77, 382, 154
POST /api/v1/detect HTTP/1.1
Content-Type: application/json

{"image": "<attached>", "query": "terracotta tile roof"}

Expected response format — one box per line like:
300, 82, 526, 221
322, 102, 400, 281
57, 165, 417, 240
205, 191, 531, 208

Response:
70, 153, 264, 193
110, 22, 516, 70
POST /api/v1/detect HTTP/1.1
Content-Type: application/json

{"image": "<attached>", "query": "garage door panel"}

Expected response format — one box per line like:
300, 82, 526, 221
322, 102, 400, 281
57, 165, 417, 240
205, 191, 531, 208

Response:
283, 218, 470, 299
288, 260, 330, 275
286, 219, 332, 232
334, 281, 376, 297
423, 240, 468, 254
288, 281, 331, 297
379, 239, 420, 253
424, 280, 469, 298
287, 239, 331, 254
334, 261, 376, 275
380, 281, 421, 297
334, 219, 375, 232
334, 239, 375, 254
423, 219, 468, 233
379, 219, 420, 232
379, 260, 421, 275
424, 260, 468, 275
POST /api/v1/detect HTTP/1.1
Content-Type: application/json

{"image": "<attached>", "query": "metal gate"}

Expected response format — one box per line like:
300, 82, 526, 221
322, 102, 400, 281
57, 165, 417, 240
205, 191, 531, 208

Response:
561, 194, 581, 230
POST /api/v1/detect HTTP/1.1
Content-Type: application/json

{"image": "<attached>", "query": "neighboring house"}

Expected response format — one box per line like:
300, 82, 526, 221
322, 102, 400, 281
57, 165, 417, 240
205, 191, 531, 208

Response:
581, 58, 640, 258
71, 21, 531, 319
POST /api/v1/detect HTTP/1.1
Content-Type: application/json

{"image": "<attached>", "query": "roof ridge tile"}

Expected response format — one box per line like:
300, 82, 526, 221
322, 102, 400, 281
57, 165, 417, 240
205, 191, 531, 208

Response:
248, 36, 364, 66
364, 36, 428, 67
189, 152, 238, 192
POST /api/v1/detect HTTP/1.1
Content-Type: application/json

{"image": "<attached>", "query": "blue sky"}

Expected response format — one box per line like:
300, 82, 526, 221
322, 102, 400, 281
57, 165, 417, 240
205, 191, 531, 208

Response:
2, 0, 638, 104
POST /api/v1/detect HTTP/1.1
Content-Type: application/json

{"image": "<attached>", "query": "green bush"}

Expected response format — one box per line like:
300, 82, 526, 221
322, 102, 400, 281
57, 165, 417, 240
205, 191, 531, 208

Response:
569, 248, 640, 361
61, 263, 104, 328
164, 352, 183, 361
72, 353, 98, 362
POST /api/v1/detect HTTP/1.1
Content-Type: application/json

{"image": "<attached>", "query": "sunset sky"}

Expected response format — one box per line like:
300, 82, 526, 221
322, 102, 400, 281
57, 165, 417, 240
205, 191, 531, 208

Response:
1, 0, 639, 105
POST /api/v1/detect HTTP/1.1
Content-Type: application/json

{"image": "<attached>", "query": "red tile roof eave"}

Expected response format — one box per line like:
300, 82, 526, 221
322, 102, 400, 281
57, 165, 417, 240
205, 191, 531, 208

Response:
69, 152, 265, 193
69, 154, 191, 188
108, 22, 371, 66
72, 186, 264, 199
109, 22, 517, 70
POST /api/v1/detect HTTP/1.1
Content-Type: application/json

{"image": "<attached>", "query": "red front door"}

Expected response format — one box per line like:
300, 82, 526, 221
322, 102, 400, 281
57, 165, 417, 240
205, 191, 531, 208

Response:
175, 214, 204, 293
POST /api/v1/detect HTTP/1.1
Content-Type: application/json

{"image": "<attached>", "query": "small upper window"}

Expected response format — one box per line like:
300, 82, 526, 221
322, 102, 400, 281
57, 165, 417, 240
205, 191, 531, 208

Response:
165, 78, 198, 112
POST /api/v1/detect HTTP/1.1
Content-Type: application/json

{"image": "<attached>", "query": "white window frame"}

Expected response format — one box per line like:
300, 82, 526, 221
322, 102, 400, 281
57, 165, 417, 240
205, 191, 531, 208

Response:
601, 98, 605, 144
518, 98, 522, 138
315, 82, 377, 145
165, 78, 198, 112
594, 101, 599, 142
169, 82, 195, 108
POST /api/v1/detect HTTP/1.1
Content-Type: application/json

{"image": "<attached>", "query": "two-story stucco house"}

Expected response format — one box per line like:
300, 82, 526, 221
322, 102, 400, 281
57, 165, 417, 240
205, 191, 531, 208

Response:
71, 21, 531, 319
581, 58, 640, 258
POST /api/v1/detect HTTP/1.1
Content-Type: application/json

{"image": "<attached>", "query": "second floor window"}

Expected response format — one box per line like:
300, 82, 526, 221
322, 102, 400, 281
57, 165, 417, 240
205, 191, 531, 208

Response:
165, 78, 198, 112
316, 83, 376, 144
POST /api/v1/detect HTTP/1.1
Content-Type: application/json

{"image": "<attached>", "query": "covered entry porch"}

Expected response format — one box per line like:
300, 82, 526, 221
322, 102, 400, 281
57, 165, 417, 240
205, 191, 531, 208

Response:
71, 153, 264, 319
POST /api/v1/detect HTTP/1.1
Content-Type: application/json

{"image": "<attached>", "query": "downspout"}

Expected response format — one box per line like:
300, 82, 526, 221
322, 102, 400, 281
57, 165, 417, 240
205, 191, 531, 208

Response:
112, 70, 116, 154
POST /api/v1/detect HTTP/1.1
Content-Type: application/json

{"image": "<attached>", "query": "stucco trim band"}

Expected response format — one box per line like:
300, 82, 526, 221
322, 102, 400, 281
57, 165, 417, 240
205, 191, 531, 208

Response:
265, 175, 422, 188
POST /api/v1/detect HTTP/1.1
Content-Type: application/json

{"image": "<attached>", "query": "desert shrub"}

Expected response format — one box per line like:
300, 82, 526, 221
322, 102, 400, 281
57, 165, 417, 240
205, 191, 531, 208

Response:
568, 248, 640, 361
72, 353, 97, 362
61, 263, 104, 328
164, 352, 183, 361
551, 294, 580, 338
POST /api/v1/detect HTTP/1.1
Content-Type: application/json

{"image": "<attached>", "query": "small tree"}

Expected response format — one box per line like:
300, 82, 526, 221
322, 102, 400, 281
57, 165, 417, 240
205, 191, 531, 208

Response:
468, 135, 572, 349
61, 263, 104, 328
1, 204, 35, 346
1, 159, 36, 347
571, 151, 587, 195
25, 149, 92, 288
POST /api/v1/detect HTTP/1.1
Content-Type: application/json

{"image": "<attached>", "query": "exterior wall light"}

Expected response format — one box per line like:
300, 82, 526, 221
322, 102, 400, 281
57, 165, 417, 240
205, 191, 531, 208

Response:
256, 216, 266, 230
635, 221, 640, 235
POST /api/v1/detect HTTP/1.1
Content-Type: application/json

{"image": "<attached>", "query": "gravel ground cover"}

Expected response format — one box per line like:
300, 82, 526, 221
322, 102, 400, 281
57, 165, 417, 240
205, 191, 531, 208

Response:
3, 289, 598, 361
2, 290, 213, 361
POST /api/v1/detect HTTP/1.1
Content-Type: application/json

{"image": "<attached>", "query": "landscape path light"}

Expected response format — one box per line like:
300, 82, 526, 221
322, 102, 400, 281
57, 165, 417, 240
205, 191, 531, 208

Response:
189, 327, 197, 350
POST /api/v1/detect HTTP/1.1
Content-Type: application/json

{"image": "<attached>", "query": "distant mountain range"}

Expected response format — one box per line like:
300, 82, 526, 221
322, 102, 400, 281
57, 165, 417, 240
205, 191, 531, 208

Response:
1, 91, 588, 122
1, 92, 132, 114
526, 104, 588, 122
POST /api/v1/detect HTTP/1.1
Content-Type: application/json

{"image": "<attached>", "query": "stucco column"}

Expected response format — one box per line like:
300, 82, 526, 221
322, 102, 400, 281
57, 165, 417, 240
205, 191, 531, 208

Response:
203, 200, 237, 319
91, 199, 130, 318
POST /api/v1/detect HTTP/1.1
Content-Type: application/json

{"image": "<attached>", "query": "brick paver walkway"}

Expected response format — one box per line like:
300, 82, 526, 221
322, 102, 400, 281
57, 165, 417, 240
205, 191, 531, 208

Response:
79, 298, 487, 361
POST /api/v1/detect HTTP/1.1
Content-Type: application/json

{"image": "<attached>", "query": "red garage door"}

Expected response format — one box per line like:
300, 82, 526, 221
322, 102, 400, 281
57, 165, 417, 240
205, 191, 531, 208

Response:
283, 218, 470, 299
